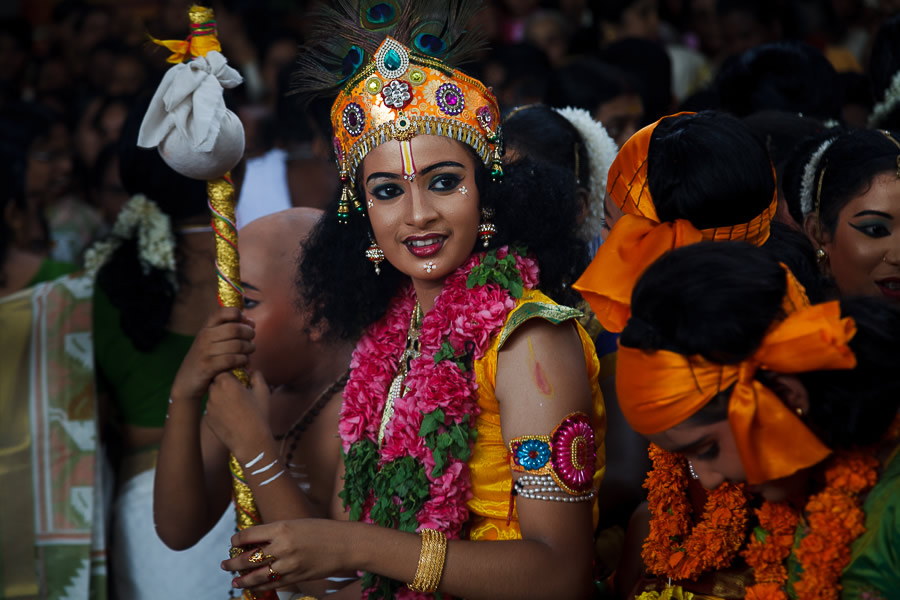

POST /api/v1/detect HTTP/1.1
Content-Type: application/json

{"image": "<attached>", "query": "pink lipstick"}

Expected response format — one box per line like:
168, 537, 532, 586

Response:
404, 234, 445, 258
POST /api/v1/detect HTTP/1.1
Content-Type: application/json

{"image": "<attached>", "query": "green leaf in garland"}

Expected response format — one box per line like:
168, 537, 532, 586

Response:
466, 248, 526, 298
753, 526, 769, 543
419, 408, 446, 437
370, 456, 430, 531
340, 441, 379, 522
433, 340, 471, 372
433, 341, 456, 365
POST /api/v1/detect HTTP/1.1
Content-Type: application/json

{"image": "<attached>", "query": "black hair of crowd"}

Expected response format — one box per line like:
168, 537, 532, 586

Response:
647, 110, 824, 297
298, 153, 588, 342
868, 14, 900, 130
621, 241, 900, 449
647, 111, 774, 228
715, 42, 841, 121
96, 93, 211, 352
545, 58, 634, 117
502, 105, 590, 194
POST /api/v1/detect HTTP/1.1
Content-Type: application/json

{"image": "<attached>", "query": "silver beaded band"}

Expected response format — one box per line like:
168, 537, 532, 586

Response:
513, 474, 595, 503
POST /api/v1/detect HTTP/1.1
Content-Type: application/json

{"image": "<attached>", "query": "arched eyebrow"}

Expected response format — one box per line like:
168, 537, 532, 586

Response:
852, 210, 892, 219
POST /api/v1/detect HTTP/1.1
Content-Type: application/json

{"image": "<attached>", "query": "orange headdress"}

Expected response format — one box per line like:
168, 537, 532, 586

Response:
572, 113, 778, 332
294, 1, 501, 223
616, 267, 857, 485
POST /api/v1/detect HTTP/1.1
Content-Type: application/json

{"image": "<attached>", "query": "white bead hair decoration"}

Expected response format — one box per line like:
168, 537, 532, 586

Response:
554, 107, 618, 243
869, 70, 900, 128
800, 138, 837, 217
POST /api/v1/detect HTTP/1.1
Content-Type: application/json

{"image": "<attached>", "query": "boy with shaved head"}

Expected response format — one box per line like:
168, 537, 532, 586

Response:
154, 208, 355, 593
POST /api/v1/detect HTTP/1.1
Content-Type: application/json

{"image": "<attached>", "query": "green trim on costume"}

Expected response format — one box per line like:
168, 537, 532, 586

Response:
497, 302, 582, 351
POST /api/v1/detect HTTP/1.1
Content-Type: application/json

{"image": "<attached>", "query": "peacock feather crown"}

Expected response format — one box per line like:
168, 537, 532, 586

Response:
294, 0, 502, 222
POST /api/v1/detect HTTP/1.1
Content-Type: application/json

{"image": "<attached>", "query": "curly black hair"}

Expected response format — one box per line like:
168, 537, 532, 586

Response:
298, 152, 588, 341
621, 242, 900, 449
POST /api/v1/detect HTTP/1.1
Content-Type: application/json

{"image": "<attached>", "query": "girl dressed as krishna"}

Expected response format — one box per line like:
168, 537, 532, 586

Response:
219, 1, 606, 598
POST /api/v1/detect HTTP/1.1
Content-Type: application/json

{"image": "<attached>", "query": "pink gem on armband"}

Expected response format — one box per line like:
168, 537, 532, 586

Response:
550, 412, 596, 495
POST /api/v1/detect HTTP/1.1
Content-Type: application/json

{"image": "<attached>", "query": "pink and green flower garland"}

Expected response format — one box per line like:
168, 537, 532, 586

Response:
339, 247, 539, 599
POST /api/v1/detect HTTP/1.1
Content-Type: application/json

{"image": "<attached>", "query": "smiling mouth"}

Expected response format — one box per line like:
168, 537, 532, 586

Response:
404, 235, 446, 257
877, 278, 900, 298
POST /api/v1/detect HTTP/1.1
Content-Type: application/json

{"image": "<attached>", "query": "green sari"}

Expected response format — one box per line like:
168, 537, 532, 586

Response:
838, 446, 900, 599
0, 273, 107, 599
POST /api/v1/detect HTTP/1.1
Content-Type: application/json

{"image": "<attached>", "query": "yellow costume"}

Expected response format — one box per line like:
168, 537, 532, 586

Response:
467, 289, 606, 540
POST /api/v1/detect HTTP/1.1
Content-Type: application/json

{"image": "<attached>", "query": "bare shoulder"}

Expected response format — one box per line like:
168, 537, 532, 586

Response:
495, 318, 591, 442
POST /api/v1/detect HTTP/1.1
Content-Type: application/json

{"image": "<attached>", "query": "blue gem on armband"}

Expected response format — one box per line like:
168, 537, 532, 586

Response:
516, 439, 551, 470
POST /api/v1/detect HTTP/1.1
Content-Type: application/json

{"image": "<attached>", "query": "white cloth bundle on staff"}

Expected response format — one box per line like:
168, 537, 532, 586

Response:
138, 50, 245, 180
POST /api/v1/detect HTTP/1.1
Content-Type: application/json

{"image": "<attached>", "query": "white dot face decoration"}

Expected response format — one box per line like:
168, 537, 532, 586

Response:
424, 261, 437, 273
458, 186, 468, 195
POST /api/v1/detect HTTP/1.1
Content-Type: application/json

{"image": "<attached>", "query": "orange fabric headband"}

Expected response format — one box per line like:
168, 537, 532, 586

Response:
616, 274, 856, 484
573, 113, 778, 333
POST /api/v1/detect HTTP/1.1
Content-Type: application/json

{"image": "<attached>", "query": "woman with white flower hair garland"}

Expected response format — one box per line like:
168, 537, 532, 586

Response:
87, 96, 238, 599
788, 127, 900, 303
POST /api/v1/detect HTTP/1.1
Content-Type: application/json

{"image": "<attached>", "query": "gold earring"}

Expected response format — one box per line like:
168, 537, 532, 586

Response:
477, 207, 496, 248
365, 237, 384, 275
815, 248, 827, 262
794, 406, 805, 417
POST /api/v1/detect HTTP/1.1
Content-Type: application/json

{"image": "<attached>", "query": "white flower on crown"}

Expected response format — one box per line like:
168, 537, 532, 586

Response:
84, 194, 177, 287
554, 107, 618, 243
869, 70, 900, 128
799, 138, 837, 217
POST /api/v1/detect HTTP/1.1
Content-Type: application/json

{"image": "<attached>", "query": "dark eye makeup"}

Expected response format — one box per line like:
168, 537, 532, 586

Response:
849, 221, 891, 238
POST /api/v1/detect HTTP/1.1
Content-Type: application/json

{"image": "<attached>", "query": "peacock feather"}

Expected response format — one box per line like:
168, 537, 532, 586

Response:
293, 0, 486, 100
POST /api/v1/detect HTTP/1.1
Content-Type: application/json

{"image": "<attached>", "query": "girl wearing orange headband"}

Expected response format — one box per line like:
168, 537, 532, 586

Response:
573, 111, 821, 334
615, 242, 900, 599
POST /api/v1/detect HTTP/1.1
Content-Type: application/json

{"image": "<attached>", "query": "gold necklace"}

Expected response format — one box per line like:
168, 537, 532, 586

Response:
377, 300, 422, 447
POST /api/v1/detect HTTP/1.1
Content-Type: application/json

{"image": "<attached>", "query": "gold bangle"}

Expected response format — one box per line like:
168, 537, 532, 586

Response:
408, 528, 447, 593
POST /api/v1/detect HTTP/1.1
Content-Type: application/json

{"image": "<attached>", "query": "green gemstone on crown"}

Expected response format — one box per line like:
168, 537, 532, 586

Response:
384, 49, 402, 71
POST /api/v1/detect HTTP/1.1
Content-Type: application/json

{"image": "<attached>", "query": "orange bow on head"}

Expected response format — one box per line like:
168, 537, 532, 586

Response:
572, 112, 778, 333
616, 269, 856, 484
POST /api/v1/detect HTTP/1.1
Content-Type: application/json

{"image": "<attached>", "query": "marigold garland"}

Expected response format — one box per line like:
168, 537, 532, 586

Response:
642, 444, 749, 581
792, 449, 878, 600
742, 502, 800, 599
645, 444, 881, 600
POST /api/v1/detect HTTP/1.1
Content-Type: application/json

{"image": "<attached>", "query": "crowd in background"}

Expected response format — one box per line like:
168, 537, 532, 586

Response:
3, 1, 900, 599
1, 0, 899, 271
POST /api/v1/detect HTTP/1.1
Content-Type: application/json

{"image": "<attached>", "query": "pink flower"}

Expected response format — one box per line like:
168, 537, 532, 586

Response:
514, 253, 540, 288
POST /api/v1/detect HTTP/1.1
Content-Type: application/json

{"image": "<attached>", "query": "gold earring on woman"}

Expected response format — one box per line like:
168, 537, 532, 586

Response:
366, 236, 384, 275
478, 207, 497, 248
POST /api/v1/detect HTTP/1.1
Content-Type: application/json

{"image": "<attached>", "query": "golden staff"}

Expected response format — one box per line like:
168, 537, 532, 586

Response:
151, 7, 269, 599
